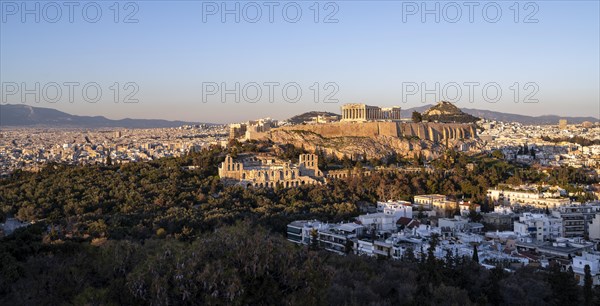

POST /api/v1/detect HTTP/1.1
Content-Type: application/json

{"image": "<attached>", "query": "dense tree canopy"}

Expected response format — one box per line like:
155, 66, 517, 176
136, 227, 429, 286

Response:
0, 143, 598, 305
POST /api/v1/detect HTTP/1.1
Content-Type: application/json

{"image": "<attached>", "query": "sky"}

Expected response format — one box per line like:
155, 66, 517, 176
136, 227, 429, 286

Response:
1, 0, 599, 124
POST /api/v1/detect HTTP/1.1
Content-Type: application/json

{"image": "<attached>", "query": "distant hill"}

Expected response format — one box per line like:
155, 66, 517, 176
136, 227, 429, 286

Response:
0, 104, 205, 128
420, 101, 479, 123
287, 111, 340, 125
401, 104, 598, 125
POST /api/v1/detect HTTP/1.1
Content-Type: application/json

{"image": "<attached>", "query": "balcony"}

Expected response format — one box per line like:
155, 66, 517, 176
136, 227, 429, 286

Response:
373, 248, 391, 257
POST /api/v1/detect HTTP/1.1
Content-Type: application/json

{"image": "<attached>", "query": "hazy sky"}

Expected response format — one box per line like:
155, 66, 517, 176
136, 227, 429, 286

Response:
1, 1, 599, 123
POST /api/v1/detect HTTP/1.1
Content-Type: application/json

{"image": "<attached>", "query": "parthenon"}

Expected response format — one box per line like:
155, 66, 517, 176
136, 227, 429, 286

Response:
341, 103, 401, 122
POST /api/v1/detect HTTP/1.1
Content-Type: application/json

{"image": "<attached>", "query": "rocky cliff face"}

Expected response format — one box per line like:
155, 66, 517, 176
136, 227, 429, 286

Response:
265, 129, 480, 160
249, 120, 480, 160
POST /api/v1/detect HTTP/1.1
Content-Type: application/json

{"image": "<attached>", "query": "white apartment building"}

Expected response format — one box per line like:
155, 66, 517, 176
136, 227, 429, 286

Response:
413, 194, 446, 209
513, 213, 563, 241
376, 200, 413, 222
286, 220, 365, 255
571, 252, 600, 285
589, 213, 600, 240
356, 239, 394, 258
286, 220, 325, 244
318, 223, 365, 254
358, 213, 396, 232
459, 202, 481, 217
487, 187, 570, 209
438, 216, 468, 232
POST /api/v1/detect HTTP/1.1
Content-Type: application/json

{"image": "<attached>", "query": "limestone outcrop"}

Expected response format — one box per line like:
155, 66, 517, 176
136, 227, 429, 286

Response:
421, 101, 479, 123
263, 128, 479, 160
247, 120, 479, 160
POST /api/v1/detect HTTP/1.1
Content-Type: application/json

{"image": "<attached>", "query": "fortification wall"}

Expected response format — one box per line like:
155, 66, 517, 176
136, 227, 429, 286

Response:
269, 122, 476, 141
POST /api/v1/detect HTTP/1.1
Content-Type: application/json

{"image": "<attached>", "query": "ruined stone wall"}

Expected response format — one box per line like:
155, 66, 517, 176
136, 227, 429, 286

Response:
400, 123, 476, 141
267, 122, 476, 142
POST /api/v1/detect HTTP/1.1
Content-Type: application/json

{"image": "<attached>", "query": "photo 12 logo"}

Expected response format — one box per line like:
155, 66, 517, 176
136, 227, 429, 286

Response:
401, 82, 539, 104
1, 1, 139, 23
201, 1, 339, 23
202, 82, 339, 103
401, 1, 539, 23
1, 82, 140, 104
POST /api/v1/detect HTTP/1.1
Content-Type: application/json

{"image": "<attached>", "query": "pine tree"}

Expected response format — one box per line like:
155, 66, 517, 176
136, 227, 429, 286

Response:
584, 264, 593, 306
344, 239, 354, 254
309, 228, 319, 251
412, 111, 422, 123
427, 234, 440, 265
444, 249, 454, 268
472, 244, 479, 263
404, 246, 416, 262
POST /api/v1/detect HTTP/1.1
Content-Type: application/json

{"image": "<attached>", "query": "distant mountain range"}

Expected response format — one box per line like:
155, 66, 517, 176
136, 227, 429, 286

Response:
401, 104, 599, 125
2, 103, 597, 128
0, 104, 205, 128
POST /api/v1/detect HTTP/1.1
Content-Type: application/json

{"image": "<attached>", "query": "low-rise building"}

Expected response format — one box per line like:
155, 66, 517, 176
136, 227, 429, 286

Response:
358, 213, 396, 232
377, 200, 413, 222
572, 252, 600, 285
482, 212, 516, 228
487, 187, 570, 209
318, 223, 365, 255
356, 239, 394, 258
413, 194, 446, 210
438, 216, 468, 233
286, 220, 365, 255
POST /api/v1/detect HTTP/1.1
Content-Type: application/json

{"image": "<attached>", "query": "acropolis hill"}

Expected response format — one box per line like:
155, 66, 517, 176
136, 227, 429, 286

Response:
239, 102, 481, 160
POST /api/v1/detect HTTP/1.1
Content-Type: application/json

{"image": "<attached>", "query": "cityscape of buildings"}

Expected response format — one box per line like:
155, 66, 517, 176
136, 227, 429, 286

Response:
287, 192, 600, 286
0, 125, 229, 176
480, 120, 600, 169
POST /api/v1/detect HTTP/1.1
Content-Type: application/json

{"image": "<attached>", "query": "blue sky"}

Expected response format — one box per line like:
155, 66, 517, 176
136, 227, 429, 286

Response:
1, 0, 599, 123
